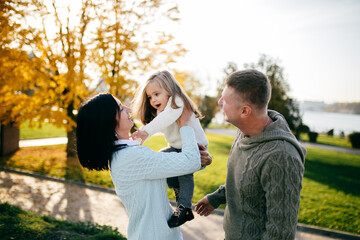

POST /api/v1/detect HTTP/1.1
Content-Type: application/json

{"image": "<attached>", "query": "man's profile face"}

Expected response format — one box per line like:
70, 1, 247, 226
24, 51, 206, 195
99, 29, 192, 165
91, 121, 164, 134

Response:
218, 86, 243, 126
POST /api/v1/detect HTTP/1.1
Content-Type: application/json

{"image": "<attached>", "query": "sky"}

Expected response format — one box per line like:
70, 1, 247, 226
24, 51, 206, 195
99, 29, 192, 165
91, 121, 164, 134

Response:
164, 0, 360, 104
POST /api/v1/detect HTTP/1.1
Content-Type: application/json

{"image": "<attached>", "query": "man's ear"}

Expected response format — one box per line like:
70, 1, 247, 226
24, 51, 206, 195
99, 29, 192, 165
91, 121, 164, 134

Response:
240, 105, 252, 118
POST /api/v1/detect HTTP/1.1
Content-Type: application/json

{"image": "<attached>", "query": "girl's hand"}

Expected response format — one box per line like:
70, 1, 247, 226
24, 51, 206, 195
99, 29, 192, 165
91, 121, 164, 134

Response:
177, 107, 192, 128
131, 127, 149, 145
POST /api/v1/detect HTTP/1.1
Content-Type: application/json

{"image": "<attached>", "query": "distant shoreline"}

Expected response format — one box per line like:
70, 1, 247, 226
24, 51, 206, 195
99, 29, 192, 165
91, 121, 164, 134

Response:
300, 109, 360, 116
299, 101, 360, 115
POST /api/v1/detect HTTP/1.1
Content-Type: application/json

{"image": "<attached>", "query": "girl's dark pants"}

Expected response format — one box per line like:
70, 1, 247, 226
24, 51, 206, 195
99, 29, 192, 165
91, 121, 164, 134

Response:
160, 146, 194, 208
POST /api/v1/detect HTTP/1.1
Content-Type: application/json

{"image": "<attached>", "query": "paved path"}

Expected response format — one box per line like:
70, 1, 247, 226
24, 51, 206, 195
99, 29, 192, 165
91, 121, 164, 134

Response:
19, 131, 360, 156
2, 168, 358, 240
19, 137, 68, 147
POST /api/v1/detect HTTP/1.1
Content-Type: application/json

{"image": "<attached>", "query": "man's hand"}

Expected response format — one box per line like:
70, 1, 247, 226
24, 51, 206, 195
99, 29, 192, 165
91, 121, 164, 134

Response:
195, 196, 215, 216
131, 127, 149, 144
198, 144, 212, 167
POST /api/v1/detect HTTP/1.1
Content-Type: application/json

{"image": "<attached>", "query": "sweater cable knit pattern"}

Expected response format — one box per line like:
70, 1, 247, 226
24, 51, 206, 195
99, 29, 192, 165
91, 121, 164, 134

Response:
207, 110, 306, 240
110, 127, 201, 240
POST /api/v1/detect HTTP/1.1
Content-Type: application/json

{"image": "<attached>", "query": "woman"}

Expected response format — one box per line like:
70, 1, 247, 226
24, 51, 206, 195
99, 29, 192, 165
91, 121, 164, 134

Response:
76, 93, 212, 240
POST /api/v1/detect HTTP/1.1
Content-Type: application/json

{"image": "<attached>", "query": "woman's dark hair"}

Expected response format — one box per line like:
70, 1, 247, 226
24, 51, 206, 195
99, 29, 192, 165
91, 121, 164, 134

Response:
76, 93, 119, 170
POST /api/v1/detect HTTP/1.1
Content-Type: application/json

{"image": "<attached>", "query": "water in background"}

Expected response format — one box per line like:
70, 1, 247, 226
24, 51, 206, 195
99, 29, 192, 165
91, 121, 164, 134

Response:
302, 111, 360, 135
213, 110, 360, 135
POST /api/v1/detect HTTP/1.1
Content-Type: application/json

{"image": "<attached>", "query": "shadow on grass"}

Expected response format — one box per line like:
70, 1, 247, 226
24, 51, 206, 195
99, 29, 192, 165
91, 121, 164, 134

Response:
0, 203, 126, 239
304, 160, 360, 197
0, 152, 95, 224
50, 156, 94, 222
0, 151, 16, 166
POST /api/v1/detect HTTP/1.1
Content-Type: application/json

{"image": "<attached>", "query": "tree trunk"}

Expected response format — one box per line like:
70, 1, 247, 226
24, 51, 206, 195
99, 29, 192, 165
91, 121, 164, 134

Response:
66, 127, 77, 157
0, 124, 19, 156
65, 127, 84, 181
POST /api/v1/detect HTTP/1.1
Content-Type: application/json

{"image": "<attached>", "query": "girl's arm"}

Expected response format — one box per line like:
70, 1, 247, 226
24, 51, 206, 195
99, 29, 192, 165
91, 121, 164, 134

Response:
143, 126, 200, 179
139, 96, 184, 142
112, 109, 201, 180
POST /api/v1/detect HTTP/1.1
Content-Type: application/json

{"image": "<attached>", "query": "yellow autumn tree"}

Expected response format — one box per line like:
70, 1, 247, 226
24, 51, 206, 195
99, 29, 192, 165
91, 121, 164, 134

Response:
0, 0, 185, 156
173, 70, 203, 101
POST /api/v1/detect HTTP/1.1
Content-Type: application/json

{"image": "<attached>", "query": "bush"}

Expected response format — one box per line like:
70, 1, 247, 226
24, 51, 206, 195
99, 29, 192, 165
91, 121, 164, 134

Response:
339, 131, 345, 138
327, 129, 334, 137
198, 95, 219, 128
348, 132, 360, 149
308, 131, 318, 143
295, 124, 310, 140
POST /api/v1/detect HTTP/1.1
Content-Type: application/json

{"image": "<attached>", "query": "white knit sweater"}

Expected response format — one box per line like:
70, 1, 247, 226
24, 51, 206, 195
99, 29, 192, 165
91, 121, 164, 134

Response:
110, 127, 201, 240
141, 96, 209, 149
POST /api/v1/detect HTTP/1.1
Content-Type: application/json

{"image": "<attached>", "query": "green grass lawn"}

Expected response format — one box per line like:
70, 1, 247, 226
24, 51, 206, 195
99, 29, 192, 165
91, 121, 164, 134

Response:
1, 133, 360, 235
299, 146, 360, 234
0, 202, 126, 240
20, 121, 66, 140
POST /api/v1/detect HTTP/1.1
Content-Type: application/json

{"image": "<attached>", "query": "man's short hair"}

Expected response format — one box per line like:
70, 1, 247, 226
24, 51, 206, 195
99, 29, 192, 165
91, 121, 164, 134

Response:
226, 69, 271, 109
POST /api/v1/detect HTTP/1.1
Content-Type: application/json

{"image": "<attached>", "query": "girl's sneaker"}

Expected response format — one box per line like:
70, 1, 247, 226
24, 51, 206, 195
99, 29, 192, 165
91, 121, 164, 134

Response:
167, 204, 194, 228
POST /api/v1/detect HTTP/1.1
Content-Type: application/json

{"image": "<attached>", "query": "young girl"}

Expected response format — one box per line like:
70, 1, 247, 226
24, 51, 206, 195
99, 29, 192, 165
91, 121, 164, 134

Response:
132, 70, 209, 228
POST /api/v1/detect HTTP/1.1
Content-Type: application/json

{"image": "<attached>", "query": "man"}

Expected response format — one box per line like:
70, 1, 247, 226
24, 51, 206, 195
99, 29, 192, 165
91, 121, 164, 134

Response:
195, 69, 306, 239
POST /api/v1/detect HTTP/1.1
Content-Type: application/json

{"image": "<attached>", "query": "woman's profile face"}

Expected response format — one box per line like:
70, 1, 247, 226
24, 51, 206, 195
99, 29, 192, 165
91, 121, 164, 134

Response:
113, 96, 133, 138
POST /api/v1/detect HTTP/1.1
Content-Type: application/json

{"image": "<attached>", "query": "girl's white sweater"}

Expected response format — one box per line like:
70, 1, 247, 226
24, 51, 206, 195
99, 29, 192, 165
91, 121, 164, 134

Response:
110, 127, 201, 240
141, 96, 209, 149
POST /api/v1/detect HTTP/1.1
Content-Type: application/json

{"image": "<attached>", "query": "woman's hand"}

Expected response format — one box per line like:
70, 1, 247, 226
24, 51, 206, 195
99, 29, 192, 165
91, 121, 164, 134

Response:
198, 144, 212, 167
177, 107, 192, 128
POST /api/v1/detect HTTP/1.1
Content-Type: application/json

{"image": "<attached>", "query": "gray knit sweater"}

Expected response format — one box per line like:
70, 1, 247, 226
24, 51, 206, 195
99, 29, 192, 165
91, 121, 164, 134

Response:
207, 110, 306, 240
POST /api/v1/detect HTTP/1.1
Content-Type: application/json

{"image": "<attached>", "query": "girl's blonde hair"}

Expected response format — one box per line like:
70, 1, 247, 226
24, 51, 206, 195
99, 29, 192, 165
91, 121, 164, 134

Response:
132, 70, 202, 125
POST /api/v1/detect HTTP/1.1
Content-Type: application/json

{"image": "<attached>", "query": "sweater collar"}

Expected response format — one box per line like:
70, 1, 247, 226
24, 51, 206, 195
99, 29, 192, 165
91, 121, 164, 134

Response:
114, 139, 140, 146
236, 110, 306, 163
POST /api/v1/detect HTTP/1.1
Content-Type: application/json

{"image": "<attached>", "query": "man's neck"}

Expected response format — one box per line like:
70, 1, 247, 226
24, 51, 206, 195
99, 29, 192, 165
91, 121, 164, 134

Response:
241, 114, 271, 137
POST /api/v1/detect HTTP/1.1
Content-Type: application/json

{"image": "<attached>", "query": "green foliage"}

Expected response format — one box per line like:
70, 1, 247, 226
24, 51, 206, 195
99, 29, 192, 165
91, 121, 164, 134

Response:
198, 96, 219, 128
348, 132, 360, 149
308, 131, 319, 143
216, 62, 238, 98
220, 56, 303, 132
327, 129, 334, 136
295, 124, 310, 139
0, 202, 126, 240
244, 54, 303, 131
